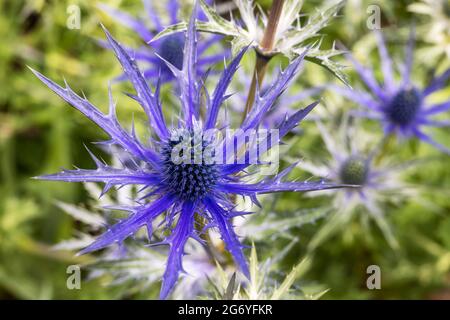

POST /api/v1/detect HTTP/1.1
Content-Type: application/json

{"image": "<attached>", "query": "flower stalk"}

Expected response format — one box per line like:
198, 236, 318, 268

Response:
260, 0, 285, 52
243, 0, 285, 120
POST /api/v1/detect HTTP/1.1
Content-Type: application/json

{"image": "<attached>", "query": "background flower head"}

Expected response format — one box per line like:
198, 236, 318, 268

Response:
333, 29, 450, 154
300, 117, 416, 250
99, 0, 224, 83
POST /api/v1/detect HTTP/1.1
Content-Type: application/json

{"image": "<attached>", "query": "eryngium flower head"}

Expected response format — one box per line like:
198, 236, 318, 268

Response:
301, 120, 414, 250
99, 0, 224, 83
332, 29, 450, 154
338, 156, 369, 185
31, 5, 346, 299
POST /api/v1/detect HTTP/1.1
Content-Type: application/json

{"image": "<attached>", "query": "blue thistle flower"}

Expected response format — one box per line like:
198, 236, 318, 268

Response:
333, 29, 450, 154
30, 5, 346, 299
99, 0, 224, 83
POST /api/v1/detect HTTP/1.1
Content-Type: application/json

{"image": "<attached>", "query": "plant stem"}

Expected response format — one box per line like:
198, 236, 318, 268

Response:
242, 56, 270, 119
260, 0, 285, 52
242, 0, 285, 121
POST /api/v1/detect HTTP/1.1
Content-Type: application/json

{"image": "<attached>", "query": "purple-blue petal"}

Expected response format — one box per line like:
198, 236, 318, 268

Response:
166, 0, 180, 25
144, 0, 164, 31
218, 181, 352, 195
160, 201, 196, 299
329, 85, 382, 111
101, 25, 169, 140
205, 47, 247, 129
28, 67, 161, 166
78, 194, 174, 255
241, 51, 307, 131
424, 68, 450, 96
219, 101, 318, 175
401, 26, 415, 87
204, 197, 250, 278
375, 31, 395, 90
182, 1, 200, 125
346, 51, 388, 102
37, 167, 159, 186
98, 3, 154, 43
423, 101, 450, 115
413, 128, 450, 155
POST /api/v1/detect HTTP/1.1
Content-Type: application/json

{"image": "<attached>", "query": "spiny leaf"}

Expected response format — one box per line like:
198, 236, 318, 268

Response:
223, 273, 237, 300
304, 54, 350, 87
282, 0, 346, 46
270, 257, 312, 300
244, 208, 329, 240
308, 288, 330, 300
247, 243, 260, 299
151, 0, 245, 43
150, 22, 187, 42
198, 0, 244, 37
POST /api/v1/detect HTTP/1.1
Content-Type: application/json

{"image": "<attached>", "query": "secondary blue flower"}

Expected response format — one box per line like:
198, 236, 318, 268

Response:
99, 0, 224, 83
30, 5, 346, 299
333, 29, 450, 154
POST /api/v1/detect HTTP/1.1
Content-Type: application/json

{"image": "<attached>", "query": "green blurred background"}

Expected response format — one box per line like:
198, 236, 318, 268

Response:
0, 0, 449, 299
